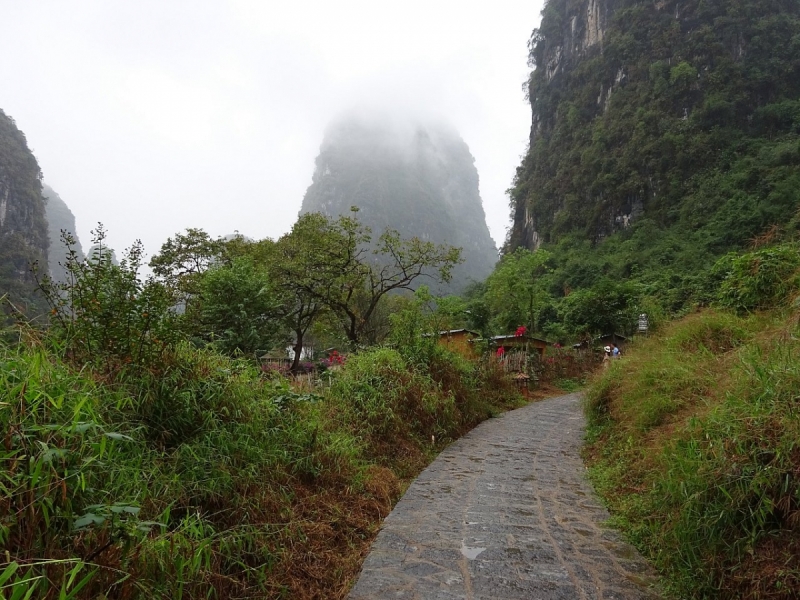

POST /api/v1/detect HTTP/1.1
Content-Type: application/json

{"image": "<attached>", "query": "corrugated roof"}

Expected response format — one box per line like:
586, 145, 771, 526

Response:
438, 329, 480, 336
490, 334, 550, 345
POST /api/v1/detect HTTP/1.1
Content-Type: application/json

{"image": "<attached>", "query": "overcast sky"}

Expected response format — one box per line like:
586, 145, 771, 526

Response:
1, 0, 544, 261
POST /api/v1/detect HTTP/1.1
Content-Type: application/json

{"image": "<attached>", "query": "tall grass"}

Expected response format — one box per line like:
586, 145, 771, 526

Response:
1, 338, 354, 598
585, 309, 800, 599
3, 240, 525, 598
1, 331, 521, 599
328, 346, 522, 475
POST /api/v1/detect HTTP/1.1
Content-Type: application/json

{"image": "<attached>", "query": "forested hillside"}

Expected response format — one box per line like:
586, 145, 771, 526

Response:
503, 0, 800, 318
301, 113, 498, 293
0, 109, 48, 310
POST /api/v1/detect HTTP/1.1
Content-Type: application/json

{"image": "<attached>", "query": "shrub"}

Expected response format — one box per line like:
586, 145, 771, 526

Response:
38, 226, 181, 373
328, 348, 454, 443
716, 243, 800, 312
327, 345, 522, 469
0, 334, 361, 598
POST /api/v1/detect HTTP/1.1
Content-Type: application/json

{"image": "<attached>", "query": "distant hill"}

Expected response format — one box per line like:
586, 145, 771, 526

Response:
301, 112, 498, 293
0, 109, 48, 309
43, 184, 84, 283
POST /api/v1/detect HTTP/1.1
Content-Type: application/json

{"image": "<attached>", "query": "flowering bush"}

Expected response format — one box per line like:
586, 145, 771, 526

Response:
318, 350, 346, 371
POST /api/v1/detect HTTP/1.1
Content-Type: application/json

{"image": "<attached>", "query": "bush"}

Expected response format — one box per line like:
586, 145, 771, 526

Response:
0, 334, 364, 598
327, 345, 522, 470
715, 243, 800, 312
195, 256, 286, 357
328, 347, 456, 444
39, 226, 181, 373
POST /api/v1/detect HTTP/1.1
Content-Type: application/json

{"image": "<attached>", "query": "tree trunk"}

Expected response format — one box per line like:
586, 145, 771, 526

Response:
291, 330, 304, 372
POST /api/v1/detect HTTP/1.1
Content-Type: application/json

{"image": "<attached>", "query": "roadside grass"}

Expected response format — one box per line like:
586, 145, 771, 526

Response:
584, 309, 800, 599
1, 334, 522, 599
553, 378, 586, 393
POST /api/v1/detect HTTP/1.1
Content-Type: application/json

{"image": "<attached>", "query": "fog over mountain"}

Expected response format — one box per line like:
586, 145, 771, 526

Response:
301, 112, 498, 292
0, 2, 541, 261
43, 184, 84, 284
0, 109, 48, 308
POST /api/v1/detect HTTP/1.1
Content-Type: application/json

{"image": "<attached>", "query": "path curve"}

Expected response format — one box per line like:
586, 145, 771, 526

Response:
348, 393, 661, 600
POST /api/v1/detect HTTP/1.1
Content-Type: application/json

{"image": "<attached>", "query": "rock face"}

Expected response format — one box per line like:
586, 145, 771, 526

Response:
43, 184, 84, 283
0, 109, 48, 305
507, 0, 800, 251
301, 113, 498, 292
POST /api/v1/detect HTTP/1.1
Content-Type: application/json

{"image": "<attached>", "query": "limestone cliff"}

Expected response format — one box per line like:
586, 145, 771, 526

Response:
43, 184, 84, 283
0, 109, 48, 306
301, 113, 498, 292
508, 0, 800, 252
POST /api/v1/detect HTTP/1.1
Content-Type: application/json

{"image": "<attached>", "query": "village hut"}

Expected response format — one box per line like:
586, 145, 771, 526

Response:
436, 329, 481, 359
490, 334, 549, 357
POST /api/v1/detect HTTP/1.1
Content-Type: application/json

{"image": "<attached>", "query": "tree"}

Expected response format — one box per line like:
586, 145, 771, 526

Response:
484, 248, 552, 334
149, 228, 224, 300
197, 256, 286, 357
559, 279, 639, 338
37, 225, 180, 371
271, 210, 462, 347
331, 219, 461, 346
268, 213, 364, 369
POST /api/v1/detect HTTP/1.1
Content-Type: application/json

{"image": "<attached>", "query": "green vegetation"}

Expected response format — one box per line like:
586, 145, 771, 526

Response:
463, 245, 644, 342
479, 2, 800, 594
5, 2, 799, 595
150, 211, 460, 361
501, 0, 800, 331
1, 216, 521, 599
584, 243, 800, 598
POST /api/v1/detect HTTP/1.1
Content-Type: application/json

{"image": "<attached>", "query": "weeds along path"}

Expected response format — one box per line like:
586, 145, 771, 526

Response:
348, 392, 661, 600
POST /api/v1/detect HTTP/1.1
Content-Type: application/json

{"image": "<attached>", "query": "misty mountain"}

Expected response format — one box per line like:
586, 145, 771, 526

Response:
87, 244, 118, 266
507, 0, 800, 255
43, 184, 84, 283
0, 109, 48, 309
300, 112, 498, 293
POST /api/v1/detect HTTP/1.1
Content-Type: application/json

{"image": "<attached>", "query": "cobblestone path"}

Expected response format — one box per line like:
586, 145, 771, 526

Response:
348, 393, 661, 600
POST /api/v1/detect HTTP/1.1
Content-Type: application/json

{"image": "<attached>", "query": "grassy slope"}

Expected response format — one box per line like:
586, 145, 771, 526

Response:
585, 309, 800, 599
1, 339, 523, 599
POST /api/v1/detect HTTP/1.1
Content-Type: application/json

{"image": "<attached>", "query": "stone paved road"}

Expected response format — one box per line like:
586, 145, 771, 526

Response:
348, 393, 661, 600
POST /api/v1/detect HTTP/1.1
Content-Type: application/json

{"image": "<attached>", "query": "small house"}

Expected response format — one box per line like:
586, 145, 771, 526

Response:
490, 334, 549, 357
573, 333, 628, 351
597, 333, 627, 347
436, 329, 480, 358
